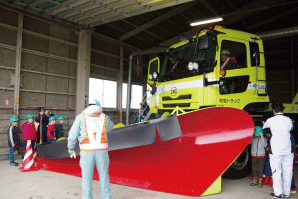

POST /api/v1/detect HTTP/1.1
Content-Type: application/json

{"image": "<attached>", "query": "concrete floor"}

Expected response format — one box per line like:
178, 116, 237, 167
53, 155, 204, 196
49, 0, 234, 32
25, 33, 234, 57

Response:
1, 159, 298, 199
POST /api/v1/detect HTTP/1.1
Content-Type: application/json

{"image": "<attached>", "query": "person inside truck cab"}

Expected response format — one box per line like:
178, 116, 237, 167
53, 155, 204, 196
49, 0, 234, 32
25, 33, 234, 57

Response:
170, 58, 181, 71
220, 50, 239, 70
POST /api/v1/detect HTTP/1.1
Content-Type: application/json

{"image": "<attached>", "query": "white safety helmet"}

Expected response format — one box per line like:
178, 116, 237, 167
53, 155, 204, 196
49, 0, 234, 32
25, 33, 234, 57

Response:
88, 99, 101, 107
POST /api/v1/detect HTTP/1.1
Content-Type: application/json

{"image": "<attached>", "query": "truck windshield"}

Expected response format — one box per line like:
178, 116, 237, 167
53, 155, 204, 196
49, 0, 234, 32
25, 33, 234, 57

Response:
160, 35, 217, 82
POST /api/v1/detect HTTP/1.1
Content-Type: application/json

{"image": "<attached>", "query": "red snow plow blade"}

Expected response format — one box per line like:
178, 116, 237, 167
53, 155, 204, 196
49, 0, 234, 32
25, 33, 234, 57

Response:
37, 107, 254, 197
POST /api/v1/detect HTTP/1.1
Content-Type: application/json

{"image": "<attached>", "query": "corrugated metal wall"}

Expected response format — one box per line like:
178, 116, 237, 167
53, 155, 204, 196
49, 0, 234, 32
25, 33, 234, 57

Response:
0, 7, 77, 156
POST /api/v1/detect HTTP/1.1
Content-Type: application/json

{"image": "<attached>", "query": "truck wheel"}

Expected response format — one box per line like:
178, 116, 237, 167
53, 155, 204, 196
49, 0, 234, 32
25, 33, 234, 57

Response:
222, 146, 251, 179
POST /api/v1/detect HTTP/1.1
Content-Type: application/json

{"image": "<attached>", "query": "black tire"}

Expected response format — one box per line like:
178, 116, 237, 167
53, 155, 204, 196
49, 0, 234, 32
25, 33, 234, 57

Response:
222, 146, 252, 179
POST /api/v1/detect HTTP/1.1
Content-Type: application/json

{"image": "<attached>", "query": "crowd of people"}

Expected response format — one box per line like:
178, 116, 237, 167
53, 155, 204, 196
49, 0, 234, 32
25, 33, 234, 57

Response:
7, 107, 66, 166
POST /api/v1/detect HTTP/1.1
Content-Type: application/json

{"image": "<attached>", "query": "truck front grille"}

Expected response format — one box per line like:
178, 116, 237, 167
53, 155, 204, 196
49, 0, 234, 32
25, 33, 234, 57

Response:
163, 103, 191, 108
162, 95, 191, 101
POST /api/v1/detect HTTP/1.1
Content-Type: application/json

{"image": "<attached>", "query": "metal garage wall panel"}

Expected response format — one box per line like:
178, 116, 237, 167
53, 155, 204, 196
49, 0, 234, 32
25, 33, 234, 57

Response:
49, 24, 70, 42
0, 91, 14, 108
46, 76, 68, 93
21, 72, 47, 91
19, 92, 45, 107
68, 79, 76, 94
0, 7, 18, 26
47, 59, 70, 76
68, 96, 75, 109
0, 69, 12, 87
91, 51, 105, 66
22, 34, 49, 53
69, 46, 77, 60
0, 48, 16, 68
90, 66, 105, 76
69, 63, 76, 77
105, 42, 119, 56
49, 41, 69, 58
0, 27, 17, 46
104, 70, 118, 79
23, 15, 50, 36
46, 94, 68, 109
91, 38, 105, 51
21, 52, 47, 72
105, 56, 120, 70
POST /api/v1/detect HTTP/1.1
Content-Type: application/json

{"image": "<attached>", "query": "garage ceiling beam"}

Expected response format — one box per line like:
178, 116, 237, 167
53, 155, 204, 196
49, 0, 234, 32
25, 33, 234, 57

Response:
225, 0, 286, 24
119, 1, 200, 41
201, 0, 219, 16
246, 7, 298, 31
45, 0, 80, 13
29, 0, 60, 7
225, 0, 248, 27
121, 19, 165, 41
87, 0, 194, 27
56, 0, 104, 18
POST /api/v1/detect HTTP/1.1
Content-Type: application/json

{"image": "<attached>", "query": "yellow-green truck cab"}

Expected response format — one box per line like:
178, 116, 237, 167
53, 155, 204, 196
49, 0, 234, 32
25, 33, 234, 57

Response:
147, 27, 270, 116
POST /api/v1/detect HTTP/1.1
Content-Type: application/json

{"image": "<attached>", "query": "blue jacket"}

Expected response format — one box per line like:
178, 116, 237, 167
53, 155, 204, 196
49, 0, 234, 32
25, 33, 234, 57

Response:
35, 113, 54, 142
56, 124, 64, 139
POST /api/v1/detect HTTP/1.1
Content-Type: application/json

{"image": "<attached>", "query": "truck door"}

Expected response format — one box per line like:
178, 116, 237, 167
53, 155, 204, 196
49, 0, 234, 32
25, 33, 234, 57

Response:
217, 37, 251, 109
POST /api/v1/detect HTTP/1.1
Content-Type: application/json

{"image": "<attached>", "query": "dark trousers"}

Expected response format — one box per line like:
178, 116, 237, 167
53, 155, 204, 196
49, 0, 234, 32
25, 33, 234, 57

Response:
263, 151, 272, 176
24, 140, 36, 150
9, 147, 16, 164
252, 157, 265, 177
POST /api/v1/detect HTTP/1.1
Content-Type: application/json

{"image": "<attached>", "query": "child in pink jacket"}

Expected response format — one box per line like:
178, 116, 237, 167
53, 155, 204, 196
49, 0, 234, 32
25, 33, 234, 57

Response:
22, 114, 37, 149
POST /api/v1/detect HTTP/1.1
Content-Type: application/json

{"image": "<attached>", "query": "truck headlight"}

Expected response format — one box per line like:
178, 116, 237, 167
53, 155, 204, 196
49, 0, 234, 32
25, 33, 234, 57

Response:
149, 74, 153, 80
193, 62, 199, 70
153, 72, 158, 79
188, 62, 194, 70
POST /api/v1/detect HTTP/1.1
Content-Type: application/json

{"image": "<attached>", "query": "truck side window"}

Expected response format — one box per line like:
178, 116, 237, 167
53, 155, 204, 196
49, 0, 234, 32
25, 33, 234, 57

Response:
249, 42, 260, 66
221, 40, 247, 69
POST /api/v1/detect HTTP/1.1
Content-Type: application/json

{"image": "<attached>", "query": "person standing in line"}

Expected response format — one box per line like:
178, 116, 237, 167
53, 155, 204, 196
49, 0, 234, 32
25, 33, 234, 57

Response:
22, 114, 37, 149
7, 116, 20, 166
263, 102, 294, 199
35, 107, 54, 144
68, 99, 114, 199
250, 126, 267, 188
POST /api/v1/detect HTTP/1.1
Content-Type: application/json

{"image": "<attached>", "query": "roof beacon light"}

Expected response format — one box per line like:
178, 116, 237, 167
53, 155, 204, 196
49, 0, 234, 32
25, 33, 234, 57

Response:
190, 17, 223, 26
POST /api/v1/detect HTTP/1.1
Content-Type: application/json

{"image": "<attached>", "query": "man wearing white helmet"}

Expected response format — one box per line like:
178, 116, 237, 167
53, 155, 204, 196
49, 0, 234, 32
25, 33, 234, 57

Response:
220, 49, 238, 70
68, 99, 114, 199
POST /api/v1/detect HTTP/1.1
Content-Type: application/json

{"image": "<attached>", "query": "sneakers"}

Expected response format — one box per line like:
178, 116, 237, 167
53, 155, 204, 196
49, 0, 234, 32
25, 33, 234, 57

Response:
9, 162, 18, 166
284, 195, 290, 198
270, 193, 283, 198
290, 189, 296, 193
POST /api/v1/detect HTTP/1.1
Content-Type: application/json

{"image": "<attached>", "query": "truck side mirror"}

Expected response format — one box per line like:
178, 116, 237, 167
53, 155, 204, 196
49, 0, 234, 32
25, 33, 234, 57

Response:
198, 35, 209, 50
147, 57, 160, 85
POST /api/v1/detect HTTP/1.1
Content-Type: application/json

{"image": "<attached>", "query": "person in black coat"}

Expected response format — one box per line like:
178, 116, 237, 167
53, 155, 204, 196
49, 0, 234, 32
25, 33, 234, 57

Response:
35, 107, 54, 144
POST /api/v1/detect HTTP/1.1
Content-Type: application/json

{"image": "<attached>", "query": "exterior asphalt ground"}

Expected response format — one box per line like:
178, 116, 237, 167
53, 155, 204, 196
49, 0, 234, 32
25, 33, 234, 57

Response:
0, 159, 297, 199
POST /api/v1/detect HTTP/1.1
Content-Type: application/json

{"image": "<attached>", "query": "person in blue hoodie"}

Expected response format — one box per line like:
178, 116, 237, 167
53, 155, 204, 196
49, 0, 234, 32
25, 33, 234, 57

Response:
251, 126, 267, 188
56, 116, 65, 139
68, 99, 114, 199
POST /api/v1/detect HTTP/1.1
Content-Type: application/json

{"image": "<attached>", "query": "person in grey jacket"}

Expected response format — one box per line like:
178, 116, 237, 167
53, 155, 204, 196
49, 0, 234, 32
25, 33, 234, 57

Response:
251, 126, 267, 188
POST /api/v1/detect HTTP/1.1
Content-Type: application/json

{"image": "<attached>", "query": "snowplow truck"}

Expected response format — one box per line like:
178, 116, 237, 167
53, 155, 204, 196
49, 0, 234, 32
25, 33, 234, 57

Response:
147, 26, 298, 179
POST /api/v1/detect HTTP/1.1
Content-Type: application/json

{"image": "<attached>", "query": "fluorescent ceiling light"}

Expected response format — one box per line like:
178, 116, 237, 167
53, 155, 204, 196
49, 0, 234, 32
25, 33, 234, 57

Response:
190, 17, 223, 26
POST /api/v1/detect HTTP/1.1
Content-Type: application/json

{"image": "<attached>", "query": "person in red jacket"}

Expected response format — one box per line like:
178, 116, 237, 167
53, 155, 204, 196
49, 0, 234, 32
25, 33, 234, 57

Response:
47, 116, 57, 144
22, 114, 38, 149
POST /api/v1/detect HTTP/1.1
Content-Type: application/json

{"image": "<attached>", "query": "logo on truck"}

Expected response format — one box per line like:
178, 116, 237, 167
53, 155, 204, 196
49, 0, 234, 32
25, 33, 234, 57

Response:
171, 87, 177, 96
